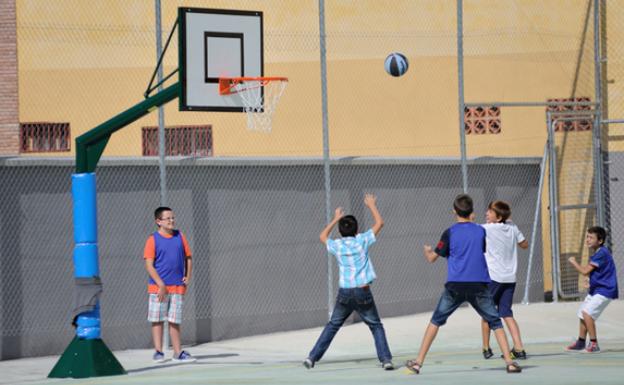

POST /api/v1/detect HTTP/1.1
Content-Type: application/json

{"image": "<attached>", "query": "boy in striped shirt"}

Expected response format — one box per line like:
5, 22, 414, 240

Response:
303, 194, 394, 370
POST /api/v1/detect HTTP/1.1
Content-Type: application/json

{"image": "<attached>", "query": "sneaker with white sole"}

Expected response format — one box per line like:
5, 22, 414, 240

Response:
152, 350, 166, 363
381, 361, 395, 370
303, 358, 314, 369
173, 350, 197, 363
565, 339, 586, 352
583, 341, 600, 353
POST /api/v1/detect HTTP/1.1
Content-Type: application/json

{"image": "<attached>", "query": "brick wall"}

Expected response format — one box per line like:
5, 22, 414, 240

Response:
0, 0, 19, 155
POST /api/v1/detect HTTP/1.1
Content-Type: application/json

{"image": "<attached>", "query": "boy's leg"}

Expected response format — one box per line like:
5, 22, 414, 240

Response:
407, 288, 462, 370
469, 289, 519, 369
581, 311, 597, 340
307, 290, 353, 363
353, 288, 392, 364
492, 327, 514, 363
481, 319, 491, 349
503, 317, 524, 351
167, 294, 186, 357
578, 318, 588, 339
169, 322, 182, 355
480, 319, 494, 359
151, 322, 164, 352
415, 322, 439, 365
148, 293, 168, 353
497, 283, 524, 351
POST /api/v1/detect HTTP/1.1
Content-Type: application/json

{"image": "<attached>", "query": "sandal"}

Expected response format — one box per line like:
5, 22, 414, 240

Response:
405, 359, 422, 374
506, 361, 522, 373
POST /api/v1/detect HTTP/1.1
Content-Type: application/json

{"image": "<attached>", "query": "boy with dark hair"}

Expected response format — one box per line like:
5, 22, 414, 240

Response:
303, 194, 394, 370
481, 200, 529, 360
405, 194, 521, 374
144, 207, 195, 363
565, 226, 619, 353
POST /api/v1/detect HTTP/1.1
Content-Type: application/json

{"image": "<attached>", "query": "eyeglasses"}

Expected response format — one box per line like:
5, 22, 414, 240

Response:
159, 217, 175, 222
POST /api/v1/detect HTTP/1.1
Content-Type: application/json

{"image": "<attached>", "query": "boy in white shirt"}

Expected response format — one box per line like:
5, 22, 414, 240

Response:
481, 201, 529, 360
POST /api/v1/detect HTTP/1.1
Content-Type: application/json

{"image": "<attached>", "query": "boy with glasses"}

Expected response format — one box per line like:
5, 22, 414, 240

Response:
144, 207, 195, 363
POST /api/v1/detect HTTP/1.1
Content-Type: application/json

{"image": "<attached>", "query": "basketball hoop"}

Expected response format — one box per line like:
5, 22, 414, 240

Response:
219, 77, 288, 132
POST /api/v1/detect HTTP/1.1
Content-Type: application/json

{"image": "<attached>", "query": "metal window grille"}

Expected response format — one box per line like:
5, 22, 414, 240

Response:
547, 98, 593, 132
142, 125, 213, 156
19, 122, 70, 153
464, 106, 501, 134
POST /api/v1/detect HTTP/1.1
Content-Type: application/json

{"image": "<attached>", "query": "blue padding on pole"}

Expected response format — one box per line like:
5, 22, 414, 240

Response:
73, 243, 100, 277
76, 303, 101, 339
72, 173, 97, 244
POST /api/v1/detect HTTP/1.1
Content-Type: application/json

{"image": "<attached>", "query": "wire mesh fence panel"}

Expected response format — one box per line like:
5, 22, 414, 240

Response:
463, 0, 599, 301
2, 0, 614, 360
603, 0, 624, 299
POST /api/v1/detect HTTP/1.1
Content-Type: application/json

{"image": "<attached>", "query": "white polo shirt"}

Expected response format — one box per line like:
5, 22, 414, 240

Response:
482, 222, 525, 283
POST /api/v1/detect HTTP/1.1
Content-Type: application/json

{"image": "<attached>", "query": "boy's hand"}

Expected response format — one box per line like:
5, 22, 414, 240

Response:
157, 285, 167, 302
334, 207, 344, 221
424, 244, 439, 263
567, 256, 576, 264
364, 193, 377, 207
183, 276, 191, 286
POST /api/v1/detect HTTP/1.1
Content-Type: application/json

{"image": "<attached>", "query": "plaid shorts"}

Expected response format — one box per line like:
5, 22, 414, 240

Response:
147, 293, 184, 324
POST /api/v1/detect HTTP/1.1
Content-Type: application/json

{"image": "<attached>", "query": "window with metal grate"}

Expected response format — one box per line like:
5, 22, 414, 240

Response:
20, 122, 71, 153
142, 125, 213, 157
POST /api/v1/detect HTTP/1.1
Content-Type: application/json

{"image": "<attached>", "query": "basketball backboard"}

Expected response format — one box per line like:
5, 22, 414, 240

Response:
178, 7, 263, 112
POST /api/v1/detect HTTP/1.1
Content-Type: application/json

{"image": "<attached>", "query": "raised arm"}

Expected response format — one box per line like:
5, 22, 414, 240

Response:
567, 256, 595, 276
364, 194, 384, 235
320, 207, 344, 243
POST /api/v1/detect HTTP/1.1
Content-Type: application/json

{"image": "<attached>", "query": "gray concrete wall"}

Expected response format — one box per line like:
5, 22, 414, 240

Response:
0, 157, 543, 359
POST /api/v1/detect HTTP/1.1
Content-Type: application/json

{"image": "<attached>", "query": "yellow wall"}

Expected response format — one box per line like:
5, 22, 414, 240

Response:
17, 0, 604, 158
16, 0, 620, 296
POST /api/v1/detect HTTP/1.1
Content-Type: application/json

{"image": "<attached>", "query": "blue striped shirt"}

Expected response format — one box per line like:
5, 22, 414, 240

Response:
326, 229, 377, 288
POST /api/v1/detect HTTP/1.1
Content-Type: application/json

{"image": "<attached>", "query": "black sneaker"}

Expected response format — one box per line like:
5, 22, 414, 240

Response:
511, 349, 527, 359
381, 361, 395, 370
482, 347, 493, 359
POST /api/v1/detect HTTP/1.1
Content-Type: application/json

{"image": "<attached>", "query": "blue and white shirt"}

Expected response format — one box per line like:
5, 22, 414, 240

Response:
326, 229, 377, 288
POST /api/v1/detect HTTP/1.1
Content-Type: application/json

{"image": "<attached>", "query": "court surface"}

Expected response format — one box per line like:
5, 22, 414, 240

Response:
2, 300, 623, 385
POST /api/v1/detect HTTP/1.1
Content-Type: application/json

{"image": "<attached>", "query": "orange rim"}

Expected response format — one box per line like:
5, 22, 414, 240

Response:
219, 77, 288, 95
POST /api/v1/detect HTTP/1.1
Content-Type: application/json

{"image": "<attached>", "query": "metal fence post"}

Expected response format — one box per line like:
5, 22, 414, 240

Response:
457, 0, 468, 193
319, 0, 333, 320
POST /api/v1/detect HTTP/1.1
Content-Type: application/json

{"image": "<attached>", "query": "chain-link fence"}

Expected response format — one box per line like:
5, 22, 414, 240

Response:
0, 0, 620, 359
603, 0, 624, 304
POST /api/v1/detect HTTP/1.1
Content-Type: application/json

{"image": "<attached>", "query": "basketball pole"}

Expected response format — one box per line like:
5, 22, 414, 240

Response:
49, 83, 180, 378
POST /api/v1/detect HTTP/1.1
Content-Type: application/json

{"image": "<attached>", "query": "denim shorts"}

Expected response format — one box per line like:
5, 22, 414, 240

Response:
431, 283, 503, 330
489, 281, 516, 318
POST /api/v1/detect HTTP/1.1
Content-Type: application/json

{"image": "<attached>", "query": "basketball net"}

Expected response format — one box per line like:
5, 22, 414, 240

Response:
219, 77, 288, 132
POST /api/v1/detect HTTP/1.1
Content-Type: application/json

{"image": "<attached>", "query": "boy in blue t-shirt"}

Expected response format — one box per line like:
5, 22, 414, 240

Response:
405, 194, 521, 374
566, 226, 619, 353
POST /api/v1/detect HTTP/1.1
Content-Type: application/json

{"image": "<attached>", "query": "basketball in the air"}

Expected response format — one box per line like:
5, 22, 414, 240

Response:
384, 53, 409, 77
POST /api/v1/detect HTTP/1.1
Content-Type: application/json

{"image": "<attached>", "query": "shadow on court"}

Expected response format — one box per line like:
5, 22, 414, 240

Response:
0, 301, 622, 385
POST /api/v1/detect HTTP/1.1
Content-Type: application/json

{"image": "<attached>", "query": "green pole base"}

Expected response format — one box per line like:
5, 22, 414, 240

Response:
48, 337, 126, 378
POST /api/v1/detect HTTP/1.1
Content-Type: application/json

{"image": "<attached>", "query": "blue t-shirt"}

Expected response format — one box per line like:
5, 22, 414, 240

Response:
589, 246, 619, 299
435, 222, 490, 283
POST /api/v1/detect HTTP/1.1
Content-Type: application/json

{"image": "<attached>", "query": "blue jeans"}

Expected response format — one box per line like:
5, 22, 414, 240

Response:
431, 283, 503, 330
308, 287, 392, 363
